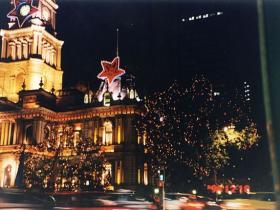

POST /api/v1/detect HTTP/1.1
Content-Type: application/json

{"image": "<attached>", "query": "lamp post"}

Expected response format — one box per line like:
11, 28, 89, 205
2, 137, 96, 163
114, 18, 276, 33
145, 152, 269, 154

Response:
158, 169, 165, 210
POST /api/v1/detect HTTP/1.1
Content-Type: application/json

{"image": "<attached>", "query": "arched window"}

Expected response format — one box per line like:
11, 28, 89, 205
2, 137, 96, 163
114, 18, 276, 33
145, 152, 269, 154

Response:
102, 121, 112, 145
102, 163, 112, 186
84, 94, 89, 104
3, 165, 12, 187
129, 89, 135, 99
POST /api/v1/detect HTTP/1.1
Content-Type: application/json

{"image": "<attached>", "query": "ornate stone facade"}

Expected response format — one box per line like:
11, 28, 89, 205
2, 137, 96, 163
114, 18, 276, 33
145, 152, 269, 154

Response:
0, 0, 149, 190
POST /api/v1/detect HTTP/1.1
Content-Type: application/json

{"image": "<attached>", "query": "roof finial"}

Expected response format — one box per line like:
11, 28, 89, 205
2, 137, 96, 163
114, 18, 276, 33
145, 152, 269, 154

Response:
22, 80, 26, 90
116, 28, 119, 57
118, 92, 121, 100
51, 83, 55, 94
39, 77, 44, 89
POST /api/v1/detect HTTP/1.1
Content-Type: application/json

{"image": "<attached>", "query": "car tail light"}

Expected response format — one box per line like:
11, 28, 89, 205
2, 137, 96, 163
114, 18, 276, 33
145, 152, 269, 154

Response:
149, 204, 158, 210
187, 202, 205, 208
207, 201, 218, 206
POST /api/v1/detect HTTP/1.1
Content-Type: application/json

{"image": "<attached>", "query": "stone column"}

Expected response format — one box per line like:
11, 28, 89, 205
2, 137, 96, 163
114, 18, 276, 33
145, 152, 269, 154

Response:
10, 42, 16, 60
93, 121, 97, 144
33, 119, 45, 144
22, 41, 28, 59
7, 122, 12, 145
1, 37, 7, 59
6, 42, 11, 58
0, 122, 5, 145
16, 42, 22, 60
87, 121, 92, 140
45, 44, 51, 64
120, 160, 124, 183
53, 50, 57, 66
50, 48, 54, 66
32, 32, 38, 55
115, 161, 119, 185
37, 33, 42, 55
119, 118, 123, 144
56, 46, 62, 70
28, 40, 32, 55
1, 121, 10, 146
114, 160, 123, 185
42, 41, 47, 60
115, 118, 121, 144
12, 123, 18, 145
15, 120, 24, 145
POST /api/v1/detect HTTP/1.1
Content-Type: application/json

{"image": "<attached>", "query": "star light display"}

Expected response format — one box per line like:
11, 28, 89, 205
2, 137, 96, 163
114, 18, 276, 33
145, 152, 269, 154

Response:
97, 57, 126, 85
7, 0, 38, 28
137, 75, 259, 182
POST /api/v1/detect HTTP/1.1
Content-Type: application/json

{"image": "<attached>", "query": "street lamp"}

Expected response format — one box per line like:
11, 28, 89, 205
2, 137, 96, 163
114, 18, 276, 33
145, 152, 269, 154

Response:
192, 189, 197, 195
154, 188, 160, 194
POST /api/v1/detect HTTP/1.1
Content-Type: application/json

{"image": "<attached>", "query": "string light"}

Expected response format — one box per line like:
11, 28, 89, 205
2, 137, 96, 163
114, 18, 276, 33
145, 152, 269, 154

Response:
137, 75, 259, 179
22, 123, 110, 192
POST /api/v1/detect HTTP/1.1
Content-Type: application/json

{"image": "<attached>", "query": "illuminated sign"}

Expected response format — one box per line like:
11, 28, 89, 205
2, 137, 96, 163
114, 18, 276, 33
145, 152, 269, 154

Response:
103, 91, 111, 107
97, 57, 126, 85
7, 0, 38, 28
207, 184, 250, 194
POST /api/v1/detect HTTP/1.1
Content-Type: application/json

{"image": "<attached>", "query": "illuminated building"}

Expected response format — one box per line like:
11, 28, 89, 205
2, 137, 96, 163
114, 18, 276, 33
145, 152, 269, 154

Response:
0, 0, 149, 190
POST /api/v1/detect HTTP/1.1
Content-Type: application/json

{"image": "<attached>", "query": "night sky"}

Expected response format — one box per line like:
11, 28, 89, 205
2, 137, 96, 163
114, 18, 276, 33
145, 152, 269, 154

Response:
0, 0, 272, 190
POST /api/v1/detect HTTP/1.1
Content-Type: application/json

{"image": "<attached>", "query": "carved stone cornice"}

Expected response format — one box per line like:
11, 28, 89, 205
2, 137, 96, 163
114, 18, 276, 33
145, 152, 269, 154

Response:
0, 105, 144, 122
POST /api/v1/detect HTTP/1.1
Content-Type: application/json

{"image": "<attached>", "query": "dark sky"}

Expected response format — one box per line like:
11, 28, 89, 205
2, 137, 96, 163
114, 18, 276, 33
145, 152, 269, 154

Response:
0, 0, 261, 91
56, 0, 260, 91
0, 0, 273, 190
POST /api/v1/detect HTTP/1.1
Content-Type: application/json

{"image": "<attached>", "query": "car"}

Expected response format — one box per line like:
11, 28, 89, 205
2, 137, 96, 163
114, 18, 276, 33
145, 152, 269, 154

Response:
50, 191, 157, 210
223, 192, 276, 210
0, 188, 55, 209
165, 193, 224, 210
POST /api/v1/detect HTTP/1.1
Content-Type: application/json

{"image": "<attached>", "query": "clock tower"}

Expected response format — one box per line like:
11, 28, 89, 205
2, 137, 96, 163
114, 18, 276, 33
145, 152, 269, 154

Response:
0, 0, 63, 102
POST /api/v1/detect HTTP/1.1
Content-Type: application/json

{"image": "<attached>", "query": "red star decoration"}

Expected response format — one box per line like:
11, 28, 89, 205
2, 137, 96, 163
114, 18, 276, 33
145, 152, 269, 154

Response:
97, 57, 126, 85
7, 0, 38, 28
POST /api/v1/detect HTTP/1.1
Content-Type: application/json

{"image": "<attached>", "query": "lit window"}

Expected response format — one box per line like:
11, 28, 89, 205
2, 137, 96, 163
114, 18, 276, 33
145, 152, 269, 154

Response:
84, 94, 89, 104
117, 125, 121, 144
102, 163, 112, 186
74, 131, 80, 146
3, 164, 12, 187
103, 121, 113, 145
129, 89, 135, 99
94, 127, 98, 144
144, 163, 148, 186
138, 169, 141, 184
137, 132, 141, 144
143, 131, 147, 146
116, 161, 122, 185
